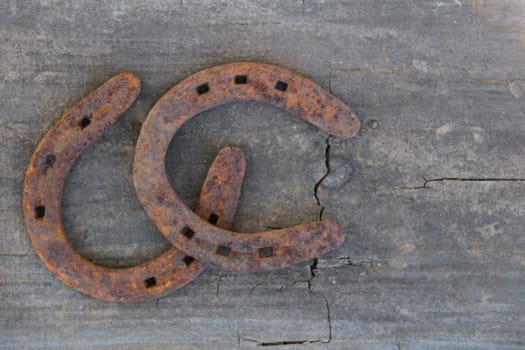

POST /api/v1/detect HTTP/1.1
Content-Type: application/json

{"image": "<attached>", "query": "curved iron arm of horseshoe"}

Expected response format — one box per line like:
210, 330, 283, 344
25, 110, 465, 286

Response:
134, 62, 361, 272
22, 73, 245, 301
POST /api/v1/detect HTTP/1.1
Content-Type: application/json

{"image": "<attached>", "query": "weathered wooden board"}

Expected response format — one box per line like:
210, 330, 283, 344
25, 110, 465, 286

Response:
1, 0, 525, 349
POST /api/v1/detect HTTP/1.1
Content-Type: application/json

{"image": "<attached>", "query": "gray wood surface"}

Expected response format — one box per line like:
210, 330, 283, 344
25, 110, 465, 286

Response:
1, 1, 525, 349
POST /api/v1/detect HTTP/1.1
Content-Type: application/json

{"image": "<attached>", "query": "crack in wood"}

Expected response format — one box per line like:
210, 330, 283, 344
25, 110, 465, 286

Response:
306, 258, 332, 344
216, 271, 224, 296
314, 136, 332, 220
396, 177, 525, 191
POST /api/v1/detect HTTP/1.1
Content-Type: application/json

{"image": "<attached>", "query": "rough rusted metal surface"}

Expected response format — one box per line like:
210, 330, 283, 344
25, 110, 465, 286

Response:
22, 73, 246, 301
134, 62, 360, 272
195, 146, 246, 230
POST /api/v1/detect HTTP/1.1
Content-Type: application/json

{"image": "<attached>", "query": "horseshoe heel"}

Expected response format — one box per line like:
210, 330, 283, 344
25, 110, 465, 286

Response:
134, 62, 360, 272
23, 73, 246, 301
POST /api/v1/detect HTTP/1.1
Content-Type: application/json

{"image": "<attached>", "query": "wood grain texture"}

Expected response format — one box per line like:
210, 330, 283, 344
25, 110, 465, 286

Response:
1, 0, 524, 348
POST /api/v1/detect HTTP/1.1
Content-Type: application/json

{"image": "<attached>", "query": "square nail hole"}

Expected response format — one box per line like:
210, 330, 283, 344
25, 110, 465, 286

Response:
274, 81, 288, 91
45, 155, 56, 166
35, 206, 45, 219
144, 277, 157, 288
79, 116, 91, 129
181, 226, 195, 239
208, 213, 219, 225
196, 83, 210, 95
183, 255, 195, 267
216, 245, 231, 257
259, 247, 273, 258
234, 75, 247, 84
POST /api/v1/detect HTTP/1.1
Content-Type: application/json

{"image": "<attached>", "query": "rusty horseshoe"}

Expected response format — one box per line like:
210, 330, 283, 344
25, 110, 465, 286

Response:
22, 73, 246, 301
134, 62, 360, 272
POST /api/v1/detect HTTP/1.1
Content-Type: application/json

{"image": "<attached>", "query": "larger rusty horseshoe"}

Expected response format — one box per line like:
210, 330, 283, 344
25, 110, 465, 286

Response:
134, 62, 361, 272
22, 73, 246, 301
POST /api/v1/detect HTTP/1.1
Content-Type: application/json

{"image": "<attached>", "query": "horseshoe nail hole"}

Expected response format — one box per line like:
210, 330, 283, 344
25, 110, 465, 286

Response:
79, 117, 91, 129
144, 277, 157, 288
208, 213, 219, 225
259, 247, 273, 258
35, 206, 45, 219
275, 81, 288, 92
181, 226, 195, 239
196, 83, 210, 95
234, 75, 247, 84
183, 255, 195, 267
45, 155, 56, 166
216, 245, 231, 257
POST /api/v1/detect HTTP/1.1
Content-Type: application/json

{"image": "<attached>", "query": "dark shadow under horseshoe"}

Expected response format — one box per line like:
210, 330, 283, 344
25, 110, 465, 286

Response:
133, 62, 361, 272
22, 73, 245, 301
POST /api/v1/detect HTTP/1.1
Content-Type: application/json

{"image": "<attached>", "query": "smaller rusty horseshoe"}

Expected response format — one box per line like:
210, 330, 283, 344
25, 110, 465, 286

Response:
134, 62, 360, 272
23, 73, 246, 301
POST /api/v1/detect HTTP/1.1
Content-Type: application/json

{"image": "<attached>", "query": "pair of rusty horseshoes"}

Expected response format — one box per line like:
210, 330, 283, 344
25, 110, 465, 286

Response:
23, 62, 360, 301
